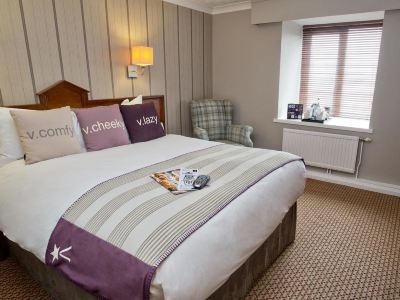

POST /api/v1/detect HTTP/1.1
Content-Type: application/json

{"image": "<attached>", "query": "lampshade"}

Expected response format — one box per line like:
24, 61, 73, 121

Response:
131, 46, 153, 66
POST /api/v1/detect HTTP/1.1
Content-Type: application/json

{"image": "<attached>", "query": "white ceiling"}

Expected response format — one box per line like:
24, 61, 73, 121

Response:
163, 0, 251, 14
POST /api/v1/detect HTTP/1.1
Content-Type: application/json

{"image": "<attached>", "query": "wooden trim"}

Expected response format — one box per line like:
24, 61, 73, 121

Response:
6, 80, 166, 125
36, 80, 90, 94
303, 20, 383, 31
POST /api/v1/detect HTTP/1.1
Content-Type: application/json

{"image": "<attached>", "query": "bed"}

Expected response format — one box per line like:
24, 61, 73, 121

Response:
0, 81, 305, 300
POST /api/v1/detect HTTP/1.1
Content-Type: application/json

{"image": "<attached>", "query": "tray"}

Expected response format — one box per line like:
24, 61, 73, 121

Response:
302, 118, 325, 123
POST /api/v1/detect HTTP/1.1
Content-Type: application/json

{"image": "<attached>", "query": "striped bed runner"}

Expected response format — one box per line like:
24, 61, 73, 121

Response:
45, 144, 301, 299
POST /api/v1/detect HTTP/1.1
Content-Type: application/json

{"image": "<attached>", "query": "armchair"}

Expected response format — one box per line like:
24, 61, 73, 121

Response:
191, 99, 253, 147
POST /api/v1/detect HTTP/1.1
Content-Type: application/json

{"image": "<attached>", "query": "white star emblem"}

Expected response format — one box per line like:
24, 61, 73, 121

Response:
50, 244, 72, 263
50, 244, 60, 263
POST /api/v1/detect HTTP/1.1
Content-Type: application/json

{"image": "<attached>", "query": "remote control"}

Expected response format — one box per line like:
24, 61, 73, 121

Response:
193, 175, 210, 189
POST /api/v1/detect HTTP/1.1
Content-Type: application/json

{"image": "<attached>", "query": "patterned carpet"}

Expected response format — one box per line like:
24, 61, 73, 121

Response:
246, 180, 400, 300
0, 179, 399, 299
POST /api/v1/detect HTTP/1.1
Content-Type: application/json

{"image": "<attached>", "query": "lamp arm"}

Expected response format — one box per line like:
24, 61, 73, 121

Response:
137, 66, 146, 76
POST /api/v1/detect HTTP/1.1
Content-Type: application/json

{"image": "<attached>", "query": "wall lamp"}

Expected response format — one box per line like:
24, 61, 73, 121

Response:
127, 46, 154, 79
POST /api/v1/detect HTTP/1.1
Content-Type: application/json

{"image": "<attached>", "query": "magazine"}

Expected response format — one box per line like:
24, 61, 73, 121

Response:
151, 168, 199, 194
177, 168, 199, 191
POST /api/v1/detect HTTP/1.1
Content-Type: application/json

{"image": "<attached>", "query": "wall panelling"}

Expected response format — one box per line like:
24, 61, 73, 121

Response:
107, 0, 133, 98
22, 0, 63, 93
191, 10, 204, 100
54, 0, 90, 90
0, 0, 211, 135
128, 0, 151, 96
82, 0, 114, 99
163, 2, 181, 134
0, 0, 35, 105
178, 6, 193, 136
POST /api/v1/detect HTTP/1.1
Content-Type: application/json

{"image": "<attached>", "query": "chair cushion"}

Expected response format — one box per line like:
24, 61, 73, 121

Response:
191, 100, 232, 140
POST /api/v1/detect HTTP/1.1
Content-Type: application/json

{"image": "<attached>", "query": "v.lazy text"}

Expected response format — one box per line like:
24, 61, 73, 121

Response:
136, 116, 158, 126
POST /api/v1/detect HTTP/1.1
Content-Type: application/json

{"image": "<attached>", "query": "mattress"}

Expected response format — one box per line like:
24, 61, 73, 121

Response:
0, 135, 305, 300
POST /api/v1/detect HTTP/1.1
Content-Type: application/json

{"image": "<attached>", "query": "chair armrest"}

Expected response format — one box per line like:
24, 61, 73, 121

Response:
226, 124, 254, 147
193, 127, 210, 141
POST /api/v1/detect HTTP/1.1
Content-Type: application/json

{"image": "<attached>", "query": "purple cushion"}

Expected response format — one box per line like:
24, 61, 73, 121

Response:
73, 105, 130, 151
120, 103, 165, 143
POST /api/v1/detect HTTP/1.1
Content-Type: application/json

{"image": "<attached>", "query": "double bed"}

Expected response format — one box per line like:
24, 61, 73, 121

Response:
0, 81, 305, 300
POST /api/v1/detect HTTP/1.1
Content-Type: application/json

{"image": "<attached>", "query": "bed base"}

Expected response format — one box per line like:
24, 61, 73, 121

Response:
0, 203, 296, 300
0, 232, 8, 261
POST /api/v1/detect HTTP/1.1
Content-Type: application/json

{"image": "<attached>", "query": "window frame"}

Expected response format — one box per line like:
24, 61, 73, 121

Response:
299, 20, 383, 121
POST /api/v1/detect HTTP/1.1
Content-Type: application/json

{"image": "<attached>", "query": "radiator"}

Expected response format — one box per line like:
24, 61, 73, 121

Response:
282, 128, 359, 173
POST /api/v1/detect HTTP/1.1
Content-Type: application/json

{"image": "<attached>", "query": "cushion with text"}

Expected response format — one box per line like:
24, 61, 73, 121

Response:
10, 107, 82, 164
120, 103, 165, 143
73, 105, 130, 151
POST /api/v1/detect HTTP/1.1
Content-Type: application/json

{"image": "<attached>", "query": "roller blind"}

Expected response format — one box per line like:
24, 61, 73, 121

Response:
299, 21, 383, 120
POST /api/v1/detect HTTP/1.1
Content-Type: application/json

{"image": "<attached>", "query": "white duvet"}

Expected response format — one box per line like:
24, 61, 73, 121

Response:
0, 135, 305, 300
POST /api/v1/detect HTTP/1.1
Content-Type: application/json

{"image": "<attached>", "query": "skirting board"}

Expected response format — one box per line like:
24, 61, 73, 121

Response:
306, 170, 400, 197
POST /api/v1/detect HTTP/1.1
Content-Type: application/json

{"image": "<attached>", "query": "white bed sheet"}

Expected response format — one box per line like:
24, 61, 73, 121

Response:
0, 135, 305, 300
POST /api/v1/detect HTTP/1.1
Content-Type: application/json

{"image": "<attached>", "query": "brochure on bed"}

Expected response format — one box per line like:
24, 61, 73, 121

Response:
151, 168, 199, 194
45, 144, 301, 299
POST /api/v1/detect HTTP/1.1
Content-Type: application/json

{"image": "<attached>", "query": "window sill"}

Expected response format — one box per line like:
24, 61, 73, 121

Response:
273, 117, 373, 133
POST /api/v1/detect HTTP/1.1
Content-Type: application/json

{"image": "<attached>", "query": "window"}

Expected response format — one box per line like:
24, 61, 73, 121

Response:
299, 21, 383, 120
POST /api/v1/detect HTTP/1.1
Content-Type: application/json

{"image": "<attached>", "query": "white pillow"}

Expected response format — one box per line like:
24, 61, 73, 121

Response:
0, 108, 86, 164
121, 95, 143, 106
71, 111, 87, 152
0, 107, 25, 161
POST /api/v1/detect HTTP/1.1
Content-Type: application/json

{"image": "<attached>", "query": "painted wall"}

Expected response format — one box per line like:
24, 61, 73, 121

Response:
252, 0, 400, 24
213, 9, 400, 186
0, 0, 212, 135
278, 21, 302, 119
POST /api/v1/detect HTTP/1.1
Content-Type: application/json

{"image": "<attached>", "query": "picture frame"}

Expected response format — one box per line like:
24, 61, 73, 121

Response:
287, 104, 303, 120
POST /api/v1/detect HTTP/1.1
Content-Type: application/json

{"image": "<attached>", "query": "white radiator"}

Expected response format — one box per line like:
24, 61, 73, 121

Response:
282, 128, 359, 173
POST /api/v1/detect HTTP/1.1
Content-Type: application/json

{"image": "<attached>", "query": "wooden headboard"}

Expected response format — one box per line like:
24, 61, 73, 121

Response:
8, 80, 165, 124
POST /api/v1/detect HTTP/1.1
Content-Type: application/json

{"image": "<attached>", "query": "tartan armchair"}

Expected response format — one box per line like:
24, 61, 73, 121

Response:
191, 99, 253, 147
